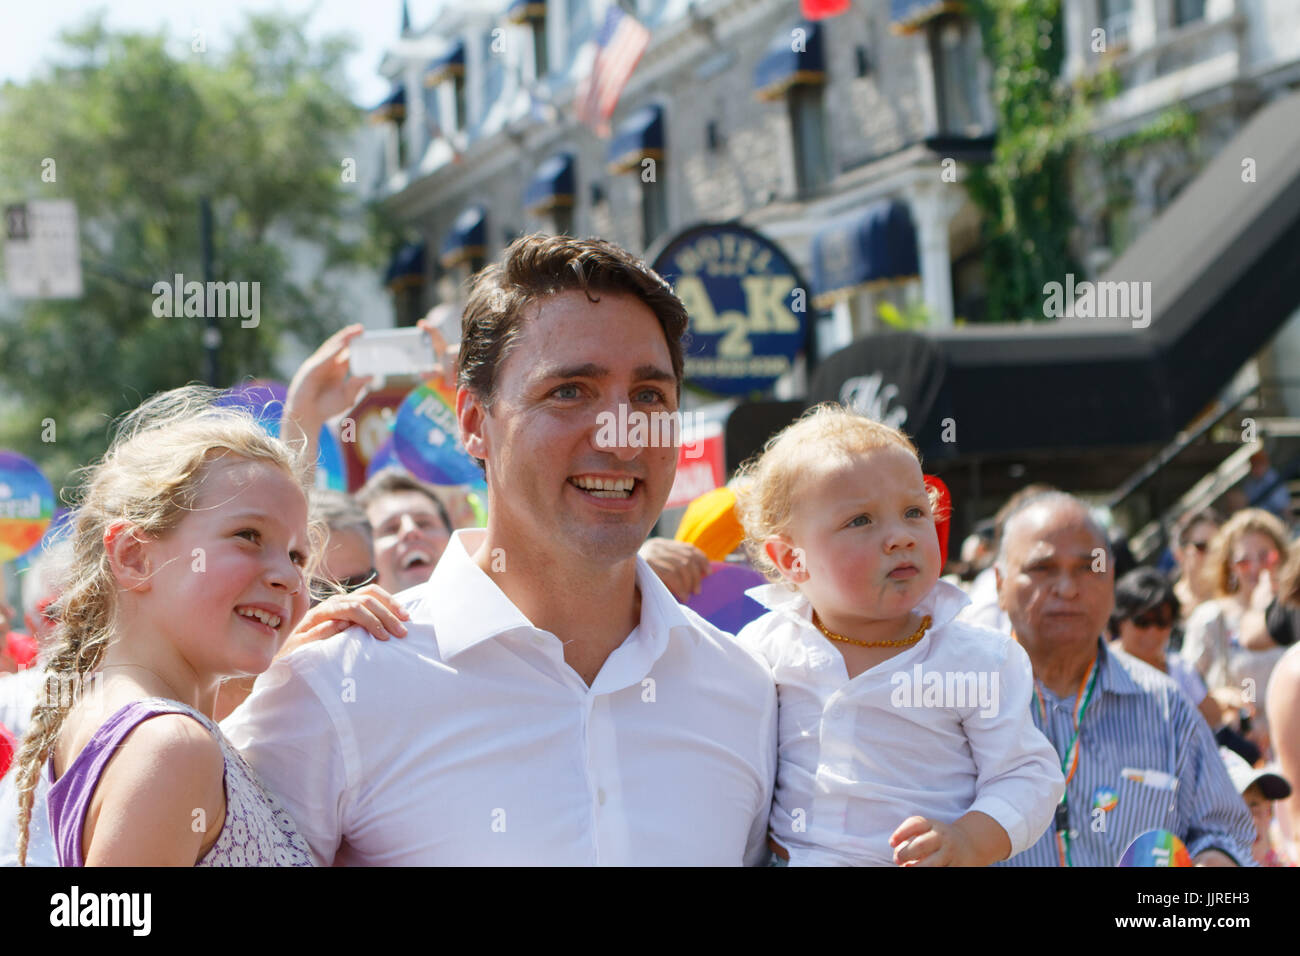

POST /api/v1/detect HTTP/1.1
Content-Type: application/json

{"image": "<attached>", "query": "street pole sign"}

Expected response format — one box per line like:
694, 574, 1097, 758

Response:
3, 199, 83, 299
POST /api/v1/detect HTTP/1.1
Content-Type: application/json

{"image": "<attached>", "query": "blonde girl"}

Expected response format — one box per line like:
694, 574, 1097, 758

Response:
13, 386, 402, 866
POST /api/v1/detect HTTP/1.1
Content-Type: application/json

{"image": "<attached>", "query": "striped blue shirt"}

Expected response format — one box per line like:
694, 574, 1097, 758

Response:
997, 639, 1256, 866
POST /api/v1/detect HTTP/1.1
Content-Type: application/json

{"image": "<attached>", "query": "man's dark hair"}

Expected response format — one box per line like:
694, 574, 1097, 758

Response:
457, 234, 689, 411
1110, 567, 1181, 634
355, 466, 453, 533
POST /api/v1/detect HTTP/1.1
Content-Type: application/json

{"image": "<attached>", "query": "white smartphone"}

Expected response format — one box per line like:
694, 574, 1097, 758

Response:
348, 328, 437, 380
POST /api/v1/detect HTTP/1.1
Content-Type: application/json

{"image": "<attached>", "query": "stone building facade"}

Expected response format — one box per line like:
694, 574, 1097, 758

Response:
371, 0, 1300, 371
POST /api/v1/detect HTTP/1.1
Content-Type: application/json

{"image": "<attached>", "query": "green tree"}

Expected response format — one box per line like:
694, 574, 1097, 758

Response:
0, 10, 383, 495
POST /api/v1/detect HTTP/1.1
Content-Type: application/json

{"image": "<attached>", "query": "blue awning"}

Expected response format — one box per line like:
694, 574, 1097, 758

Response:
890, 0, 966, 33
607, 105, 664, 174
810, 200, 920, 307
384, 241, 426, 290
441, 206, 487, 268
754, 22, 826, 101
425, 39, 466, 86
370, 84, 406, 123
507, 0, 547, 24
525, 153, 575, 214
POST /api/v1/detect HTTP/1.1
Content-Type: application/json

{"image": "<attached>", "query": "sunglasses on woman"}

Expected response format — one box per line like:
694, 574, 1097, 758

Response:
1128, 608, 1174, 630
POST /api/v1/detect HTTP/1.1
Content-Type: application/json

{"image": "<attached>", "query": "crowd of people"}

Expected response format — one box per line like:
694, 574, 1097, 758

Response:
0, 232, 1296, 867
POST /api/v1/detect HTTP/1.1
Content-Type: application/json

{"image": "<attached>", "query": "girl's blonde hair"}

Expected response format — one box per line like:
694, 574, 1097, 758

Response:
13, 385, 322, 864
1202, 507, 1290, 599
733, 403, 937, 583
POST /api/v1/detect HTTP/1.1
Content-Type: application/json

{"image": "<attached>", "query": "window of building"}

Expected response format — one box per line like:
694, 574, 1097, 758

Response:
855, 45, 871, 78
927, 15, 987, 137
453, 74, 468, 132
479, 32, 505, 130
642, 178, 668, 251
554, 206, 575, 237
635, 0, 668, 27
705, 120, 722, 152
1099, 0, 1133, 46
1172, 0, 1206, 27
532, 17, 549, 78
788, 84, 831, 196
566, 0, 594, 64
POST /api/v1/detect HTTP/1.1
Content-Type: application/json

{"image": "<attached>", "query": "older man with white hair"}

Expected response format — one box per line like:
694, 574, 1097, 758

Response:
992, 492, 1254, 866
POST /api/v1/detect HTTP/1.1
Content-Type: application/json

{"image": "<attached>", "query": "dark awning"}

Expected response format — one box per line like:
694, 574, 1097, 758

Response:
607, 105, 664, 174
441, 206, 487, 268
370, 84, 406, 123
507, 0, 547, 24
810, 200, 919, 308
725, 401, 806, 473
1093, 89, 1300, 441
754, 22, 826, 101
806, 327, 1165, 459
890, 0, 966, 33
384, 241, 426, 290
425, 39, 465, 86
525, 153, 575, 215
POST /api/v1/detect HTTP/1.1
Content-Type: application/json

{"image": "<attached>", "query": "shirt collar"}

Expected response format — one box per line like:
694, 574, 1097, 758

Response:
416, 529, 701, 660
744, 577, 972, 632
1095, 637, 1148, 696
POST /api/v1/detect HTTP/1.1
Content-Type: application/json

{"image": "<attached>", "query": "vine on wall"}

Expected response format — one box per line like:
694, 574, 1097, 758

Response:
961, 0, 1194, 322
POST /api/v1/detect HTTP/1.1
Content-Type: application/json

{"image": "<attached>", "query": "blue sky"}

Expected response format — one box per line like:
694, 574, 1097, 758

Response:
0, 0, 424, 107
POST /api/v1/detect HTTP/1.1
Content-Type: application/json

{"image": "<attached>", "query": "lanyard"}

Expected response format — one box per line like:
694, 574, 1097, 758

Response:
1033, 656, 1101, 867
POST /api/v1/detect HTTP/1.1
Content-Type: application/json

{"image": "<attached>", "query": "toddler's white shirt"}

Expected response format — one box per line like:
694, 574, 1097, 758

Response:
738, 578, 1065, 866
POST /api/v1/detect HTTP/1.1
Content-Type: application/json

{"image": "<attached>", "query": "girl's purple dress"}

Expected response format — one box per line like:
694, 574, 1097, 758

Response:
47, 697, 313, 866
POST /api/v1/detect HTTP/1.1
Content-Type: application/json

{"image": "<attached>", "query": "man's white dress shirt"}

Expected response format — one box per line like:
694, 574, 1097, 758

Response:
222, 529, 777, 866
737, 578, 1064, 866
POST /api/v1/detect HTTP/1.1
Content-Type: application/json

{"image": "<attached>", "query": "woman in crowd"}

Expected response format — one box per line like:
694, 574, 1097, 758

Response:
1109, 567, 1220, 726
1182, 508, 1291, 753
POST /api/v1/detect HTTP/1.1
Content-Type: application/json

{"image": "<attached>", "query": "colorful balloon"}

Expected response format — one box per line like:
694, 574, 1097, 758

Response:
392, 379, 486, 490
1117, 828, 1192, 867
0, 451, 55, 564
216, 380, 345, 491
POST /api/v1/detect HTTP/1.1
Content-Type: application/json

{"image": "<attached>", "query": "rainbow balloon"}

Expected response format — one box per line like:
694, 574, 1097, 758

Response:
1117, 828, 1192, 867
216, 380, 346, 492
0, 451, 55, 564
392, 379, 486, 490
12, 506, 74, 572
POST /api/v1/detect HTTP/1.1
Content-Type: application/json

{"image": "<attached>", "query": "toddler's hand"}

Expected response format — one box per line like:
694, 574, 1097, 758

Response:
890, 811, 1008, 867
890, 816, 975, 867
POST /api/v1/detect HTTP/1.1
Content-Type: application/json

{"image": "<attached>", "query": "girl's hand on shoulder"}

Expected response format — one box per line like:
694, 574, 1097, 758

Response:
85, 714, 225, 866
276, 584, 410, 660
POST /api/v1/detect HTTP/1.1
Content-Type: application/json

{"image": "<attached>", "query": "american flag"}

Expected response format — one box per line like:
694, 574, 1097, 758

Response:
574, 5, 651, 136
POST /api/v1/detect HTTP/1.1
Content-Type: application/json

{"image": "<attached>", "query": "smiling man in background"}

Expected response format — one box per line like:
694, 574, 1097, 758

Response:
223, 235, 776, 865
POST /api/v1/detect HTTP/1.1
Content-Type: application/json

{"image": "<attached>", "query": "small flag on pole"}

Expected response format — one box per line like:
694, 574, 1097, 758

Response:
574, 5, 651, 137
802, 0, 851, 19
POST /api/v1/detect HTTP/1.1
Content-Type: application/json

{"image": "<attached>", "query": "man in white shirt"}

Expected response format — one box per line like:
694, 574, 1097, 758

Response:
222, 235, 777, 865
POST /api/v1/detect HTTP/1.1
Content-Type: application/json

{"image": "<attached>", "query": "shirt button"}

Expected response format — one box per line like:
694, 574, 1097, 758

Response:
532, 635, 545, 646
597, 788, 607, 806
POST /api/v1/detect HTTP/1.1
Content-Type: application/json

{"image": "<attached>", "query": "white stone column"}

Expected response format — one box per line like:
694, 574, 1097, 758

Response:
1063, 0, 1093, 81
1131, 0, 1158, 51
906, 180, 963, 329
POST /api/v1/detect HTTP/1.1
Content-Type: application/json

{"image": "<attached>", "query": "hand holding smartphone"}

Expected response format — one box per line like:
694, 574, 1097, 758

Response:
347, 328, 438, 381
